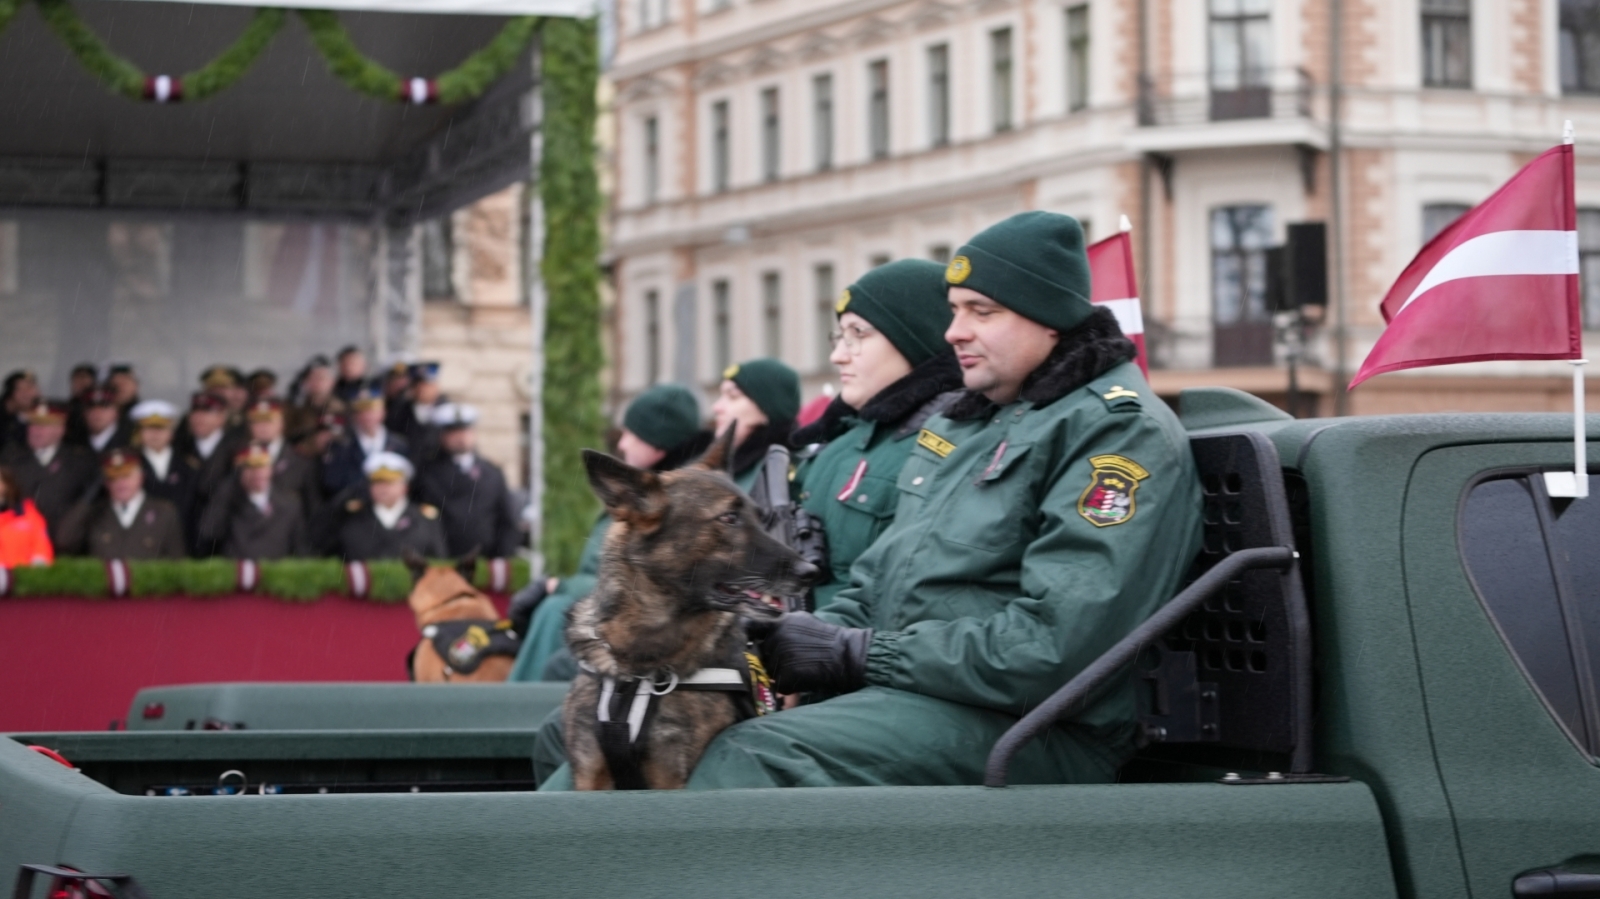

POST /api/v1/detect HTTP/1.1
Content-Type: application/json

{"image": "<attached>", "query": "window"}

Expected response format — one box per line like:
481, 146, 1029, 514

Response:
643, 116, 660, 203
762, 271, 783, 357
1422, 203, 1470, 244
1066, 5, 1090, 112
813, 74, 834, 171
1461, 473, 1600, 756
1562, 0, 1600, 93
870, 253, 891, 268
711, 100, 730, 193
814, 263, 836, 367
1580, 209, 1600, 327
991, 28, 1014, 132
929, 244, 952, 264
868, 60, 890, 160
420, 217, 454, 300
1422, 0, 1471, 88
928, 44, 951, 147
712, 279, 732, 374
760, 88, 781, 182
635, 0, 669, 31
1210, 205, 1274, 366
645, 289, 661, 384
1209, 0, 1271, 120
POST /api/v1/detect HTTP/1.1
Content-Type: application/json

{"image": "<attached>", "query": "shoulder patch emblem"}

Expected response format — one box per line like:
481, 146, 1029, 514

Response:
420, 504, 439, 519
1102, 385, 1140, 401
1078, 454, 1150, 528
836, 288, 852, 314
345, 499, 364, 513
945, 255, 972, 285
917, 428, 956, 458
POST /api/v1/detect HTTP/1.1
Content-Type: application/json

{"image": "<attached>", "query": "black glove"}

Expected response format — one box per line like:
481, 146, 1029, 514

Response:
506, 578, 551, 636
755, 612, 872, 696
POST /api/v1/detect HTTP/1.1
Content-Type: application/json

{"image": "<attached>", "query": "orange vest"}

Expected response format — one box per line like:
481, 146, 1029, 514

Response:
0, 500, 54, 568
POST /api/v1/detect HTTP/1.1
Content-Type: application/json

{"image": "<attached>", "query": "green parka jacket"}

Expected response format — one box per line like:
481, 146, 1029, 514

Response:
792, 355, 964, 609
818, 308, 1203, 762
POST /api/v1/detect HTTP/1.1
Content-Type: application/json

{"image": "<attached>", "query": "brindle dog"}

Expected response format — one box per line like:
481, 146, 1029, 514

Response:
563, 430, 818, 790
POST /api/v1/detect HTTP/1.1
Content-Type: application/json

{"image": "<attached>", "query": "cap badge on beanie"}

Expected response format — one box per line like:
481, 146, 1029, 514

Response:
836, 289, 852, 314
946, 256, 972, 285
723, 364, 740, 380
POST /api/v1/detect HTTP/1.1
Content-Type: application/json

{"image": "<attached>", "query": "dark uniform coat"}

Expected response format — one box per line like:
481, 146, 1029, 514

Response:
267, 443, 321, 524
0, 441, 101, 546
179, 430, 246, 555
390, 401, 443, 466
59, 492, 187, 559
414, 453, 521, 558
197, 481, 308, 560
139, 450, 199, 541
321, 429, 410, 497
335, 496, 447, 561
676, 311, 1204, 790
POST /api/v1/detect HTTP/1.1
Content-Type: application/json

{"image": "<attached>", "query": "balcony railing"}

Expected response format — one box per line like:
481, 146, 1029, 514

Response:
1138, 68, 1314, 128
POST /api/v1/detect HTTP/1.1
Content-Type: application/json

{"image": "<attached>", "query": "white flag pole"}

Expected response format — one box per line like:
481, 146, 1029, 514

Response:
1548, 120, 1589, 499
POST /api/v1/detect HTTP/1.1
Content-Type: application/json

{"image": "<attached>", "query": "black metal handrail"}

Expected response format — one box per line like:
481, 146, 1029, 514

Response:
984, 546, 1297, 788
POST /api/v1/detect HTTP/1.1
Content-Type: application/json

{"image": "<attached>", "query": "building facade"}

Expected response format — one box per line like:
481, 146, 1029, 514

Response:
603, 0, 1600, 415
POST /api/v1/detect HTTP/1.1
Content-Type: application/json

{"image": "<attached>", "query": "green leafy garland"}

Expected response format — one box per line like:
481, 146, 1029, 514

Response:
5, 0, 540, 105
538, 15, 604, 574
5, 557, 530, 601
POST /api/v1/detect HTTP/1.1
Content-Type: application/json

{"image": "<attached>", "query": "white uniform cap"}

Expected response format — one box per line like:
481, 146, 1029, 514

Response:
431, 402, 480, 428
363, 451, 415, 482
129, 399, 179, 425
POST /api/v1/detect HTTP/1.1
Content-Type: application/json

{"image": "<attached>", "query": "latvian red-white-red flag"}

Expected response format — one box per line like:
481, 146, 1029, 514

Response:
1350, 143, 1581, 388
1088, 230, 1149, 376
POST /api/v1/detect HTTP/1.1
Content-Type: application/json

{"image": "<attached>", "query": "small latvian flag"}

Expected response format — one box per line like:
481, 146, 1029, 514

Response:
1350, 142, 1582, 388
1087, 227, 1149, 376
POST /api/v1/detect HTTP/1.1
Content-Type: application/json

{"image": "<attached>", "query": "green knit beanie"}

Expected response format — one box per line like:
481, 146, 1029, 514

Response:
837, 259, 954, 367
947, 211, 1094, 331
723, 358, 800, 423
622, 383, 702, 452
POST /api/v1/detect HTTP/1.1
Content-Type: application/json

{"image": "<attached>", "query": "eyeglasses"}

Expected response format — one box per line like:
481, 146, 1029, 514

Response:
828, 324, 880, 356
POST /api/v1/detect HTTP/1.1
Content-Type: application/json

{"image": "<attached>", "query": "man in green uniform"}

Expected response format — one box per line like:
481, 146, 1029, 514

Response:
791, 259, 964, 608
507, 383, 710, 682
682, 211, 1203, 788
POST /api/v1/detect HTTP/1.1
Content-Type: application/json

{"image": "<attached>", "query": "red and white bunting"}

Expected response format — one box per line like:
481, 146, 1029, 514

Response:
344, 561, 371, 598
105, 559, 131, 597
236, 559, 259, 593
0, 565, 10, 598
487, 558, 510, 593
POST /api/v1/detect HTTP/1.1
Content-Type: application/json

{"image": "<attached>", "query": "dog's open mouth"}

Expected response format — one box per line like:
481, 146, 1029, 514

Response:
710, 583, 785, 614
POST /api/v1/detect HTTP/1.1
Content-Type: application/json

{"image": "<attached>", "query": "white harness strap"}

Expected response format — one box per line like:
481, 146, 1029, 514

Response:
589, 666, 745, 744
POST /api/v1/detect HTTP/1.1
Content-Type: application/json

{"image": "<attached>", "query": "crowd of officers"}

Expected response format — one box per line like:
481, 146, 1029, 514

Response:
0, 347, 524, 567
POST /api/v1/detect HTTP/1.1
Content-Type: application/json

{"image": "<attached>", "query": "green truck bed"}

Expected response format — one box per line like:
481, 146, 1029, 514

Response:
7, 394, 1600, 898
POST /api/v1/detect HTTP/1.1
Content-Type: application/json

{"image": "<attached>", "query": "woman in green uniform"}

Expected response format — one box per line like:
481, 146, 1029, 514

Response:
791, 258, 963, 609
709, 358, 800, 493
506, 383, 709, 681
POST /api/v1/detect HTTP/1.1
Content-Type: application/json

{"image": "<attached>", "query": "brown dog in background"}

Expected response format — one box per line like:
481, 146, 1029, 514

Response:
563, 431, 818, 790
405, 550, 518, 682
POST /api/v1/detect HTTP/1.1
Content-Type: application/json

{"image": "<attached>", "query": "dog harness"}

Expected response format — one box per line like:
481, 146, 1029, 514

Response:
420, 619, 521, 677
580, 652, 776, 790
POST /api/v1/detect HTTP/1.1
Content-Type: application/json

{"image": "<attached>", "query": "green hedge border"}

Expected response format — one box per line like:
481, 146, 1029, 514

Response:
5, 557, 529, 602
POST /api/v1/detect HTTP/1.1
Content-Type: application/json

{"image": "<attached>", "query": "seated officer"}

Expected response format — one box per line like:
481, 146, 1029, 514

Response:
130, 400, 198, 539
791, 259, 964, 608
689, 212, 1202, 788
414, 403, 521, 558
333, 451, 446, 561
197, 445, 308, 560
322, 385, 408, 496
0, 401, 99, 548
58, 448, 186, 559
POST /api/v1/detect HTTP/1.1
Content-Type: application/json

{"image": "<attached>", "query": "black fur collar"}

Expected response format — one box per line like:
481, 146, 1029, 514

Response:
945, 306, 1136, 421
732, 419, 796, 478
791, 354, 965, 446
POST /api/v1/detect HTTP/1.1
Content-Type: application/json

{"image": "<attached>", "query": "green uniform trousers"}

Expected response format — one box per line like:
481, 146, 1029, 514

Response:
537, 686, 1120, 790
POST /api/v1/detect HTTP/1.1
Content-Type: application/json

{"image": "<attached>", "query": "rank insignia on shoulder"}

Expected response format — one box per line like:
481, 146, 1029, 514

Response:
420, 504, 439, 519
917, 428, 956, 458
345, 499, 364, 513
1103, 385, 1139, 401
1078, 454, 1150, 528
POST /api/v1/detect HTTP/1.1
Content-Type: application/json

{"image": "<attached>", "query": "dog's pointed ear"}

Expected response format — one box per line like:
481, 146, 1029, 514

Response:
583, 449, 662, 521
455, 546, 481, 584
694, 425, 738, 474
402, 548, 429, 584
